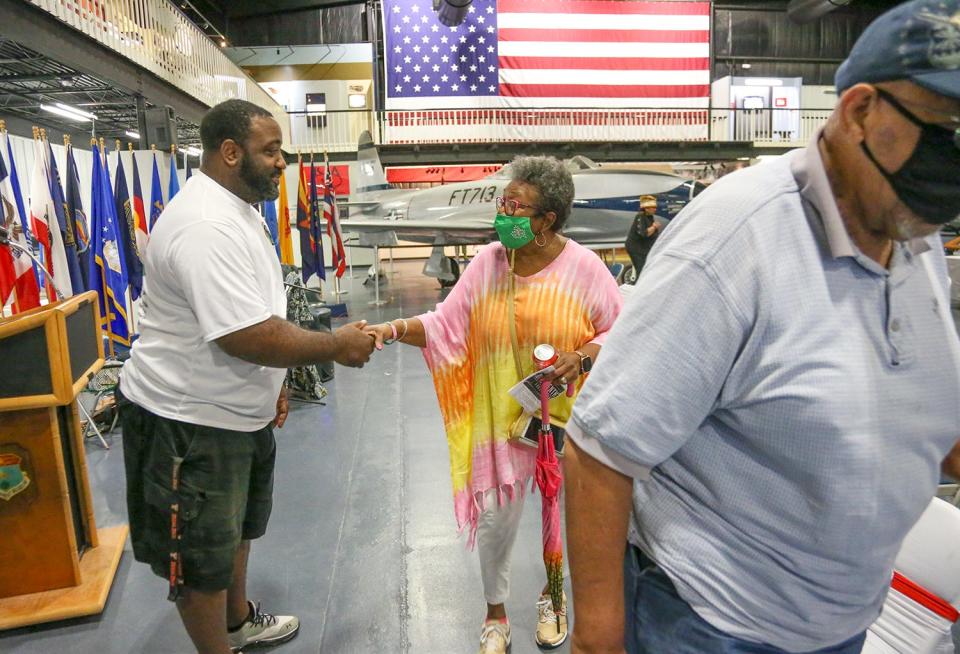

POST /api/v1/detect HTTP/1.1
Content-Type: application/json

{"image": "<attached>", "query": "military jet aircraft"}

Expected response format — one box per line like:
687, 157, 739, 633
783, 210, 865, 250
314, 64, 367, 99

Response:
340, 131, 705, 285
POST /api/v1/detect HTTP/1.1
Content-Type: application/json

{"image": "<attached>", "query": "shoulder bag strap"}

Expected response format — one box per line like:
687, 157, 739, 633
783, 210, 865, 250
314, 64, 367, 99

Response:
507, 249, 524, 379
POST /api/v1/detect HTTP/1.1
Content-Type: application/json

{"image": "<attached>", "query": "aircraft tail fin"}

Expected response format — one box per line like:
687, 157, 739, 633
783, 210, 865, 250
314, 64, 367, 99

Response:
357, 131, 390, 194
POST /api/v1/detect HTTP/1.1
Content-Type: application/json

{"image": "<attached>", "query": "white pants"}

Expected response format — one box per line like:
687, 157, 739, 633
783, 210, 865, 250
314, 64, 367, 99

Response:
475, 482, 569, 605
476, 484, 527, 605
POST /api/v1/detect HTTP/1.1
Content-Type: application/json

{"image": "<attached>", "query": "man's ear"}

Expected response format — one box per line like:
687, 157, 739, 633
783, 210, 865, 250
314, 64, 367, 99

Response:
220, 139, 243, 168
836, 83, 877, 144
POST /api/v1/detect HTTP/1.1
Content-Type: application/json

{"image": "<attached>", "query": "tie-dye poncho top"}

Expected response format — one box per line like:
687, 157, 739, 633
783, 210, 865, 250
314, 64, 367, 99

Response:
418, 240, 623, 545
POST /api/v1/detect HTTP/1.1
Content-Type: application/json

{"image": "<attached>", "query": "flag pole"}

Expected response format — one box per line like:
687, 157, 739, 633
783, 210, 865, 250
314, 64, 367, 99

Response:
323, 147, 346, 299
34, 125, 55, 301
123, 141, 139, 336
2, 122, 19, 314
5, 120, 22, 315
93, 137, 115, 358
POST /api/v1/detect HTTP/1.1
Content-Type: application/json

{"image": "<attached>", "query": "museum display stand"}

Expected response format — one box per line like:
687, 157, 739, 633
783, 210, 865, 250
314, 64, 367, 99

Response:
0, 291, 127, 629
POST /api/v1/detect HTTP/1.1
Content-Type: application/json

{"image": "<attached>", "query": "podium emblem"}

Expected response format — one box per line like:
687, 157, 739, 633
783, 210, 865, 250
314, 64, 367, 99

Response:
0, 452, 31, 501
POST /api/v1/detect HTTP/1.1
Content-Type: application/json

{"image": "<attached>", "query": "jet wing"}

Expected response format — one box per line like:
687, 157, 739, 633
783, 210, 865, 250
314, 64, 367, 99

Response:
573, 170, 687, 199
338, 217, 495, 244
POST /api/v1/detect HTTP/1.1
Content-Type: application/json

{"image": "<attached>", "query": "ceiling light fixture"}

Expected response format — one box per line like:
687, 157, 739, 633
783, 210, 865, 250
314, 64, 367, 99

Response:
184, 146, 202, 157
54, 102, 97, 120
41, 103, 93, 122
125, 130, 141, 140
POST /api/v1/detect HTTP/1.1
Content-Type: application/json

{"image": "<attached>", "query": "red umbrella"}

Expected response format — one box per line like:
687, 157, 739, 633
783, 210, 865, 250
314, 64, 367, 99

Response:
533, 345, 568, 619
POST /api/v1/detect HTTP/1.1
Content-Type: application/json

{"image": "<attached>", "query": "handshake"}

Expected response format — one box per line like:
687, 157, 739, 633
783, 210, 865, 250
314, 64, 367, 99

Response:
329, 319, 411, 368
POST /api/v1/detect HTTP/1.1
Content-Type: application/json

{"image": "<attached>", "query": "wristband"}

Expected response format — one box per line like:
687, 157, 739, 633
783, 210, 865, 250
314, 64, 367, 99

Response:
384, 322, 397, 345
397, 318, 409, 342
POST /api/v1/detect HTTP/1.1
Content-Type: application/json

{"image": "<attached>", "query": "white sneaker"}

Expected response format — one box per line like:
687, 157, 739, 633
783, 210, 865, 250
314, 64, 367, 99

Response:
535, 592, 568, 649
479, 619, 511, 654
228, 601, 300, 651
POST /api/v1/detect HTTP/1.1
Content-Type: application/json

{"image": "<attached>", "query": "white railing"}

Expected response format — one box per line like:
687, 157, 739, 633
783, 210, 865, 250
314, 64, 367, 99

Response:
27, 0, 290, 142
289, 111, 378, 154
381, 108, 711, 144
711, 108, 833, 147
287, 107, 832, 152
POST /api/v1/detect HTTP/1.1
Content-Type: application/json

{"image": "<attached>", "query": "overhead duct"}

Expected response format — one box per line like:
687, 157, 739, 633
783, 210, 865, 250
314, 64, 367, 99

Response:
433, 0, 472, 27
787, 0, 853, 24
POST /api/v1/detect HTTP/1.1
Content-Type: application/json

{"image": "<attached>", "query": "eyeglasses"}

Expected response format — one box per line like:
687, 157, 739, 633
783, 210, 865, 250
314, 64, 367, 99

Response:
496, 196, 544, 216
875, 88, 960, 150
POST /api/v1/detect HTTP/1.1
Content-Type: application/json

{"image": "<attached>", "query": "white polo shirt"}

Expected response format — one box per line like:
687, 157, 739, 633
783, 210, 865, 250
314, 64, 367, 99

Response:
120, 170, 286, 431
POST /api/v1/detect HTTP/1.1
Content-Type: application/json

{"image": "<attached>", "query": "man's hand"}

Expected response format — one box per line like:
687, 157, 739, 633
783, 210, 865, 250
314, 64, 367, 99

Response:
942, 439, 960, 480
645, 222, 660, 237
273, 387, 289, 428
566, 438, 633, 654
333, 320, 376, 367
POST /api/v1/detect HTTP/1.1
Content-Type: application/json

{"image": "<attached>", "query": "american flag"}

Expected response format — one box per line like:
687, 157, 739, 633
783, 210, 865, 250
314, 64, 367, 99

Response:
321, 158, 347, 279
383, 0, 710, 109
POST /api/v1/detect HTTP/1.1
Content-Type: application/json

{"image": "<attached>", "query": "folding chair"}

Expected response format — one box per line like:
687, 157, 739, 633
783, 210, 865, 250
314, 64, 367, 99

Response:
861, 493, 960, 654
80, 358, 124, 449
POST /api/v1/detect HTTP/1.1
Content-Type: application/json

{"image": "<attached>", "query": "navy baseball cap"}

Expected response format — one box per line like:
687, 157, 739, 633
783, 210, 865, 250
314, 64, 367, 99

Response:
835, 0, 960, 99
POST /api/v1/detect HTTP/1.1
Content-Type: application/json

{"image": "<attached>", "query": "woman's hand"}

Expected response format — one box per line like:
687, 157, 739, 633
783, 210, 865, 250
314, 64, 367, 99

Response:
363, 322, 394, 350
549, 351, 582, 389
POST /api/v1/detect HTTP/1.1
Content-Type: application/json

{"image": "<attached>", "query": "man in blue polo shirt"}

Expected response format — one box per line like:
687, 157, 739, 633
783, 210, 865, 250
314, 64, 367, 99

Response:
565, 1, 960, 652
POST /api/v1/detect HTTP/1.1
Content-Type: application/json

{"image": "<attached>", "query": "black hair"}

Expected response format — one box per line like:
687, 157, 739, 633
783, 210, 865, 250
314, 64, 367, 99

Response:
199, 99, 274, 153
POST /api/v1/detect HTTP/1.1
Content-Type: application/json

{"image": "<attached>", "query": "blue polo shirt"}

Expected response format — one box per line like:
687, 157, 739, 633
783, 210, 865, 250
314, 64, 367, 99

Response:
569, 133, 960, 652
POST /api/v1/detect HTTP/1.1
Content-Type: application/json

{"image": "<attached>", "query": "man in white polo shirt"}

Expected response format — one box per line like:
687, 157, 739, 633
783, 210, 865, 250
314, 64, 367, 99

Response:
565, 1, 960, 653
118, 99, 375, 654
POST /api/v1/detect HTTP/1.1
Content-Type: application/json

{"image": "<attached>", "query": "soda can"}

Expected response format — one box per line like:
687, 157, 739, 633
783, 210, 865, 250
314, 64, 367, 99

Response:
533, 343, 557, 369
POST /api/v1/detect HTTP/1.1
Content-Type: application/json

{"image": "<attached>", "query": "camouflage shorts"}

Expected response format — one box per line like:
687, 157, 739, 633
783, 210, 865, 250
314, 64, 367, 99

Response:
116, 387, 275, 593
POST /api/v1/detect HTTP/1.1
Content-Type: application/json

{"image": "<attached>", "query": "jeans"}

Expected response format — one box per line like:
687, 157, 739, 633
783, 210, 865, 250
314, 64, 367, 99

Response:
623, 545, 868, 654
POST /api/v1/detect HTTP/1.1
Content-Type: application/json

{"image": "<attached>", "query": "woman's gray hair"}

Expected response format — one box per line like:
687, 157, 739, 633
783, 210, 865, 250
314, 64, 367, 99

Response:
509, 155, 575, 231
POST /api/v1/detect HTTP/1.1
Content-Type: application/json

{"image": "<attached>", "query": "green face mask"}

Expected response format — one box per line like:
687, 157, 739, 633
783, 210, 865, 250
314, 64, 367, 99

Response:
493, 213, 536, 249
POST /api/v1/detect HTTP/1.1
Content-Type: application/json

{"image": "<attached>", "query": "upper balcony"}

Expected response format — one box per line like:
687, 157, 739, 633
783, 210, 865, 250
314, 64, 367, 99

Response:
289, 106, 832, 164
2, 0, 289, 143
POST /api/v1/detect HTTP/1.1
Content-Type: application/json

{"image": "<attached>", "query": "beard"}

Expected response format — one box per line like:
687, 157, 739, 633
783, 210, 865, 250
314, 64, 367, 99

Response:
239, 153, 280, 202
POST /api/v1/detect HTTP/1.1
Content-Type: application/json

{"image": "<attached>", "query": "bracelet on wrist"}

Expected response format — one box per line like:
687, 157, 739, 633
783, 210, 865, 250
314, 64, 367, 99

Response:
384, 322, 397, 345
397, 318, 409, 342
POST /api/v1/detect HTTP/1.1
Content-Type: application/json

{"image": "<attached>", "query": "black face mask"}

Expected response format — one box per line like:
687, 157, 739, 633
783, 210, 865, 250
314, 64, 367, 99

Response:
860, 88, 960, 225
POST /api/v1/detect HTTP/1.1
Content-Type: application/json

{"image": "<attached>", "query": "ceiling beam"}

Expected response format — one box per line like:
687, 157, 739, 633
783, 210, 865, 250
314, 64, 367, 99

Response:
0, 74, 78, 83
222, 0, 366, 19
0, 85, 115, 97
0, 1, 210, 123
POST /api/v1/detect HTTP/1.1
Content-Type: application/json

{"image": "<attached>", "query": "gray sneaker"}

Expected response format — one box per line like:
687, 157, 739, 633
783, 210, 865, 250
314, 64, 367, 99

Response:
228, 601, 300, 651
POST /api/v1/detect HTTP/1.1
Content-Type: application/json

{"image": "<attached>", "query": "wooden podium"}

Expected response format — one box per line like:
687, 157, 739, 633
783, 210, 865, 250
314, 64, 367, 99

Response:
0, 291, 127, 630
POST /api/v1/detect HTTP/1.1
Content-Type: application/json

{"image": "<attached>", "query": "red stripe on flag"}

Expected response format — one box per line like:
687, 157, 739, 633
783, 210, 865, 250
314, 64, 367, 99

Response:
499, 56, 710, 71
0, 246, 15, 308
499, 83, 709, 98
498, 28, 709, 43
133, 196, 147, 233
497, 0, 710, 15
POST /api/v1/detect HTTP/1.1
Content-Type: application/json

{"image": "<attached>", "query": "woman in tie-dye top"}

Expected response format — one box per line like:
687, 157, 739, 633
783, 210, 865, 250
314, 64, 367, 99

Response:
366, 156, 622, 654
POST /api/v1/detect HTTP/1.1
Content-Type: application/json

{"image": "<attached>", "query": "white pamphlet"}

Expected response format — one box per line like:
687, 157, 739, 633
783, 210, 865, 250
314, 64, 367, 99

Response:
508, 365, 565, 414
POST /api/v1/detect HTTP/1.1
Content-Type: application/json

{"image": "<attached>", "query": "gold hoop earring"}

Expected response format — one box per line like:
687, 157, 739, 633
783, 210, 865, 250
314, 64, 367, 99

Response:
535, 232, 547, 247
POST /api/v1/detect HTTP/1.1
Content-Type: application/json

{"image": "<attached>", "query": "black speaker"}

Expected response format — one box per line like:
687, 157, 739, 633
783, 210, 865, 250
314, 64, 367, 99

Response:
144, 106, 178, 151
434, 0, 471, 27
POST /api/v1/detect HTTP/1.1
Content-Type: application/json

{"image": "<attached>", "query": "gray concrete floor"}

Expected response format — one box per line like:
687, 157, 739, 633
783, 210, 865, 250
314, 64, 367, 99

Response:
1, 260, 571, 654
